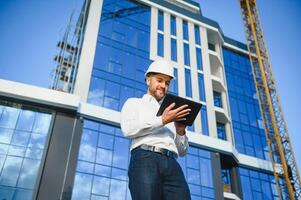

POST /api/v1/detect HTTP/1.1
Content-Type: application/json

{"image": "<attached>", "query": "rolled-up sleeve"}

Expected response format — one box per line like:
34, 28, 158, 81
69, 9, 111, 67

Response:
175, 134, 189, 157
120, 98, 163, 139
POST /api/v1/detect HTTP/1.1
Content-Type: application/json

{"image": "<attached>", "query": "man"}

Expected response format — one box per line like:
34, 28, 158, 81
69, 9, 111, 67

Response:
121, 59, 191, 200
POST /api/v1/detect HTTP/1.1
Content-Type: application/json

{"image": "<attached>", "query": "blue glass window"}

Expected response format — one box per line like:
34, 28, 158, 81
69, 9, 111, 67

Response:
213, 91, 222, 108
87, 77, 105, 107
185, 68, 192, 98
208, 43, 215, 51
223, 48, 269, 160
0, 100, 52, 199
221, 169, 231, 185
184, 43, 190, 66
178, 146, 215, 199
72, 120, 131, 200
74, 120, 217, 200
183, 20, 189, 40
201, 106, 209, 136
169, 68, 178, 95
194, 25, 201, 45
88, 0, 151, 112
171, 38, 177, 61
158, 33, 164, 57
217, 122, 226, 140
170, 15, 176, 36
198, 73, 205, 102
187, 123, 195, 132
239, 167, 288, 200
158, 10, 164, 31
196, 47, 202, 70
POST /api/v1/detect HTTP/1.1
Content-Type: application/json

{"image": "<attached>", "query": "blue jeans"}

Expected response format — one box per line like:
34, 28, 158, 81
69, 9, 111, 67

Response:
128, 148, 191, 200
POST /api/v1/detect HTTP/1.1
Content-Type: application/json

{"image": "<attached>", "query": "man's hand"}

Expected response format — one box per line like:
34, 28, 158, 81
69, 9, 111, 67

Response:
174, 122, 186, 136
162, 103, 191, 125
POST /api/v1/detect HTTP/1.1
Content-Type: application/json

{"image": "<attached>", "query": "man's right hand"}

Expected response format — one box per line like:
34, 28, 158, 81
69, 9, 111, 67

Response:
162, 103, 191, 125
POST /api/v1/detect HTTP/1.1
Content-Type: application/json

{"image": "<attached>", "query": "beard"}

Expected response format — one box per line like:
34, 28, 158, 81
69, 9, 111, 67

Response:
149, 88, 166, 101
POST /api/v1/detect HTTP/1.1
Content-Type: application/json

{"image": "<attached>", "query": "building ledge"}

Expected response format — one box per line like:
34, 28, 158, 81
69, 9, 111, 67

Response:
212, 76, 226, 92
215, 106, 230, 123
0, 79, 80, 111
209, 49, 223, 67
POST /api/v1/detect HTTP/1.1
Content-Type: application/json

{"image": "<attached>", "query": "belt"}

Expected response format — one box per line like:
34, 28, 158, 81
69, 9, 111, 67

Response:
134, 144, 178, 159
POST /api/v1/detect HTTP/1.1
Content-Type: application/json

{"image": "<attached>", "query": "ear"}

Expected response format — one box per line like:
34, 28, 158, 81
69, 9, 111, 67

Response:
146, 77, 150, 86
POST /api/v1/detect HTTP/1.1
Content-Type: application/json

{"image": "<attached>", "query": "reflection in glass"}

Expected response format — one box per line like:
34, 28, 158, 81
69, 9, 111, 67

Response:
158, 33, 164, 57
200, 158, 213, 187
198, 73, 205, 102
78, 129, 97, 162
170, 15, 176, 36
184, 43, 190, 66
0, 156, 23, 187
73, 120, 217, 199
196, 47, 202, 70
16, 110, 35, 132
92, 176, 110, 196
17, 159, 40, 189
183, 20, 189, 40
98, 133, 114, 150
216, 122, 226, 140
224, 48, 269, 160
0, 128, 13, 144
158, 10, 164, 31
77, 160, 94, 174
0, 107, 20, 129
112, 137, 129, 169
185, 68, 192, 97
88, 0, 151, 111
171, 38, 177, 61
194, 25, 201, 45
187, 168, 201, 185
94, 164, 111, 177
72, 173, 93, 200
11, 131, 31, 147
110, 179, 127, 200
187, 154, 199, 169
0, 100, 52, 199
112, 167, 127, 181
28, 133, 47, 149
168, 68, 178, 95
181, 147, 215, 199
239, 167, 286, 199
96, 148, 113, 165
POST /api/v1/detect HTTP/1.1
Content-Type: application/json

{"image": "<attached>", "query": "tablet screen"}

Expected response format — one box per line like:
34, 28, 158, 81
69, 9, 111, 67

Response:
156, 94, 202, 126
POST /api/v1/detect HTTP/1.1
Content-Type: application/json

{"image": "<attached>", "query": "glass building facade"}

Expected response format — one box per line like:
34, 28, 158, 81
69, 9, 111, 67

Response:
71, 120, 131, 200
223, 49, 270, 160
71, 120, 215, 200
239, 167, 287, 200
0, 100, 52, 200
88, 0, 151, 111
0, 0, 292, 199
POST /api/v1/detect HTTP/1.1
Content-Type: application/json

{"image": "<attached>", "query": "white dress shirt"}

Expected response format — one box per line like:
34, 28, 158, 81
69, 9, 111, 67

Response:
120, 94, 189, 157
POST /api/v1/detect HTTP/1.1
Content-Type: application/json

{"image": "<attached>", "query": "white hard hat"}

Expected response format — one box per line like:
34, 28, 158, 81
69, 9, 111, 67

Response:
145, 59, 175, 79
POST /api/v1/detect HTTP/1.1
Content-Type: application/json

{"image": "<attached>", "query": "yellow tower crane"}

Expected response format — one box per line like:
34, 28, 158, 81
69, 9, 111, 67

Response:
239, 0, 301, 199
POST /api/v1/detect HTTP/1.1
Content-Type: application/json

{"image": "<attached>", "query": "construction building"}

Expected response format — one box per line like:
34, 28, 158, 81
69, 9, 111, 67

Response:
0, 0, 299, 199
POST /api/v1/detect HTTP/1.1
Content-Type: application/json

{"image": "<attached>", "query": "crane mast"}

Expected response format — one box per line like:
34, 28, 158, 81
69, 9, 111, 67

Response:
239, 0, 301, 199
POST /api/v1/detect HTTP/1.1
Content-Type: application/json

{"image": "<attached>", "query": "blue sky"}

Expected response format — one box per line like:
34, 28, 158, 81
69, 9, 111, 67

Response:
0, 1, 300, 171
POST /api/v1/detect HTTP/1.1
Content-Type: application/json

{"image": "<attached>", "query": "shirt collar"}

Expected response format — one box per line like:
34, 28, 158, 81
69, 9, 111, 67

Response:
143, 94, 156, 102
143, 94, 165, 105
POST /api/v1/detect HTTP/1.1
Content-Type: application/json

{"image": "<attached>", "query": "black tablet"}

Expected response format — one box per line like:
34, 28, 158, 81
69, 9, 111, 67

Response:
156, 93, 202, 126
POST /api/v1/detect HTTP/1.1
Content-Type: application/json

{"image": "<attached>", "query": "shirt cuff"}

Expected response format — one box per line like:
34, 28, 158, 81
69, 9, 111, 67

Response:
176, 134, 187, 142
